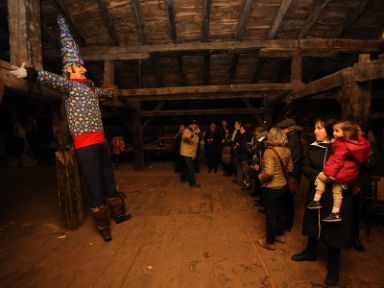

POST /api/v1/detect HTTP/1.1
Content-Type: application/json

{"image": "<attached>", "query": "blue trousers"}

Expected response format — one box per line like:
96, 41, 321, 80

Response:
75, 142, 117, 208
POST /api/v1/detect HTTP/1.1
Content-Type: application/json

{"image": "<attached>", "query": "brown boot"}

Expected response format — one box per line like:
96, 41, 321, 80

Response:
107, 192, 132, 224
92, 205, 112, 242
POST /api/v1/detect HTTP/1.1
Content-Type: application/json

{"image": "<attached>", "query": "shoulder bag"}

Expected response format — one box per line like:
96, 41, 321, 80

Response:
270, 147, 299, 194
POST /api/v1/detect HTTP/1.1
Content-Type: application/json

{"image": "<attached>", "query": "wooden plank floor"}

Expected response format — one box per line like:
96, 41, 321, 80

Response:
0, 162, 384, 288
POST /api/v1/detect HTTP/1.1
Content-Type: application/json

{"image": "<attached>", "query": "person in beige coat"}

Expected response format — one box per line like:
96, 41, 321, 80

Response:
180, 120, 201, 188
258, 127, 293, 250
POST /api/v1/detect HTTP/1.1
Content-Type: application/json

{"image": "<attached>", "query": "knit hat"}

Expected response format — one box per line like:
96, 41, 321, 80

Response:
57, 15, 84, 74
275, 118, 296, 129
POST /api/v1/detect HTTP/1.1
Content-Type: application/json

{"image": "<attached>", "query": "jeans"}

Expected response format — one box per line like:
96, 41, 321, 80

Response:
75, 141, 117, 208
263, 186, 286, 244
181, 156, 196, 185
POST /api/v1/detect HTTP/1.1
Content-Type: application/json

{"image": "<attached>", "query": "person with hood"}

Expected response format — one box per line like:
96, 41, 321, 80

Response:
276, 118, 303, 231
10, 15, 131, 242
307, 120, 371, 222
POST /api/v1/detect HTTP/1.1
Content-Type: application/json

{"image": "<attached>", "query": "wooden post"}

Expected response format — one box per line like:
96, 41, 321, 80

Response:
291, 52, 302, 84
339, 54, 371, 121
129, 101, 144, 170
7, 0, 42, 68
52, 103, 84, 229
103, 60, 115, 86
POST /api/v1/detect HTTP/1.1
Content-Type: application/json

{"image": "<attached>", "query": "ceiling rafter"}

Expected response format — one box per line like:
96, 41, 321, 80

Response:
337, 0, 372, 37
48, 0, 87, 46
96, 0, 119, 46
131, 0, 149, 44
201, 0, 212, 42
298, 0, 332, 39
268, 0, 292, 39
165, 0, 185, 86
201, 0, 212, 85
229, 0, 255, 84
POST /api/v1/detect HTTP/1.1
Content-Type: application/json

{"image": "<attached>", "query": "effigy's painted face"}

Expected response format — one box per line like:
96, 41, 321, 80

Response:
67, 64, 87, 79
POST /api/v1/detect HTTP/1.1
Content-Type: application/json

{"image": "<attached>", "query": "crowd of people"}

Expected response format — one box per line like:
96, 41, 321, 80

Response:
174, 117, 377, 287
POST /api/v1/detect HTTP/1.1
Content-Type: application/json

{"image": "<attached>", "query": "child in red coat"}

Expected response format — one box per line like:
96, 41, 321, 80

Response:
307, 121, 371, 222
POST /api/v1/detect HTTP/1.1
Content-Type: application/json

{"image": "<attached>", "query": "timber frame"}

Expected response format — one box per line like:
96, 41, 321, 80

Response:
1, 0, 384, 229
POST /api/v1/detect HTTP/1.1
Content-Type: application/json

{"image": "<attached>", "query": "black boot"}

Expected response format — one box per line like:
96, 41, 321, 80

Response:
291, 250, 317, 261
93, 205, 112, 242
354, 238, 364, 252
325, 271, 339, 286
107, 192, 132, 224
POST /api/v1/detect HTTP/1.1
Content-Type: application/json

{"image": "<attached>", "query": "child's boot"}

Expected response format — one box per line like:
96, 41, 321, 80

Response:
322, 212, 342, 222
307, 200, 322, 209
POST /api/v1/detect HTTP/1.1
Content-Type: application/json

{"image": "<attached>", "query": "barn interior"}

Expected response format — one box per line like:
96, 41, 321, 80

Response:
1, 0, 384, 287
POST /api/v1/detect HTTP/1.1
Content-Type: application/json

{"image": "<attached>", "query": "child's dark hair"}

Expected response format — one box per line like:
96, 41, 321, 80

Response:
334, 120, 358, 140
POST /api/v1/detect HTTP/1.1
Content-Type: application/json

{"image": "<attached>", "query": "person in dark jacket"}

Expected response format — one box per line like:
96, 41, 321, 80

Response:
235, 124, 251, 188
276, 118, 303, 231
307, 121, 371, 222
204, 122, 221, 172
291, 118, 354, 287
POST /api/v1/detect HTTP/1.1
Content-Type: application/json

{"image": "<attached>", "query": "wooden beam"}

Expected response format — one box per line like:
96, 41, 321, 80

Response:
43, 39, 382, 60
203, 53, 210, 85
201, 0, 212, 41
141, 108, 263, 117
228, 53, 240, 83
298, 0, 331, 38
354, 56, 384, 82
290, 68, 347, 100
268, 0, 292, 39
131, 0, 149, 44
97, 0, 119, 46
236, 0, 254, 40
49, 0, 87, 46
117, 91, 285, 101
8, 0, 42, 68
339, 63, 371, 121
120, 82, 298, 97
337, 0, 372, 37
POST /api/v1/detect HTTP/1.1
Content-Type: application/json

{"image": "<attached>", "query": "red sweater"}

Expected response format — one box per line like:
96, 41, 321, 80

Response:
323, 135, 371, 182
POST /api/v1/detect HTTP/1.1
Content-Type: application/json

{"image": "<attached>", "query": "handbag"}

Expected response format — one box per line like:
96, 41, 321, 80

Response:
270, 147, 298, 194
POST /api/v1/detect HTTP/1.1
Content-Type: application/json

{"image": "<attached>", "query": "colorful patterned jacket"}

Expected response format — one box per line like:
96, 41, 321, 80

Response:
26, 68, 112, 137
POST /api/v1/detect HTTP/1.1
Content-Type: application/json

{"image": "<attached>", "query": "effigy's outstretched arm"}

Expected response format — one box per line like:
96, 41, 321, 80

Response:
11, 63, 70, 95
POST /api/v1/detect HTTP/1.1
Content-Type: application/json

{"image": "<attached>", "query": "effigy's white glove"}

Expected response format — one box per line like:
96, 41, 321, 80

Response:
10, 63, 27, 79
